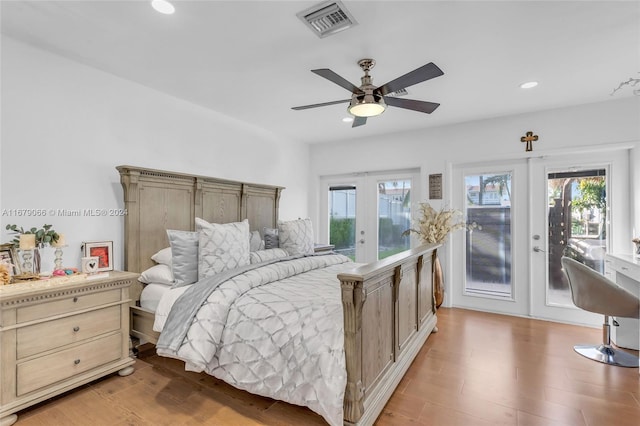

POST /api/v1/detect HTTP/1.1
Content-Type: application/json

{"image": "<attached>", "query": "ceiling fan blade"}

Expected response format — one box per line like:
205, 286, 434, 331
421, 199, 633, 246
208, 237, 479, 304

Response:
352, 116, 367, 127
376, 62, 444, 96
312, 69, 364, 95
291, 99, 350, 110
384, 96, 440, 114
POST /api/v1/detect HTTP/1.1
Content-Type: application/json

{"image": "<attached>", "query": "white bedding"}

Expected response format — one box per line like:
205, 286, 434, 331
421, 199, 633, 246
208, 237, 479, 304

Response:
139, 283, 172, 312
153, 254, 354, 426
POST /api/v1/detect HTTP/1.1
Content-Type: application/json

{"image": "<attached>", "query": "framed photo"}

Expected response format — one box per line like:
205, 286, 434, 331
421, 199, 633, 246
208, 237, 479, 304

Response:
0, 243, 21, 277
82, 241, 113, 272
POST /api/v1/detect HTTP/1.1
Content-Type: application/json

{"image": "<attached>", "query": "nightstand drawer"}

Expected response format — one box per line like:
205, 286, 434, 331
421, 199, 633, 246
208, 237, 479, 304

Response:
17, 332, 122, 396
17, 306, 121, 359
17, 289, 121, 323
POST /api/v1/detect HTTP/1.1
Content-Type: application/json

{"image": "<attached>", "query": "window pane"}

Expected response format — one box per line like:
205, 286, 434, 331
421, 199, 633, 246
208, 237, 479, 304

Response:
465, 173, 512, 297
329, 186, 356, 260
548, 170, 606, 306
378, 180, 411, 260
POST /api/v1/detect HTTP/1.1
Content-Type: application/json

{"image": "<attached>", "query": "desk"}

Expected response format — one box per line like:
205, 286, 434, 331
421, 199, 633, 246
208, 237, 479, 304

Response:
604, 253, 640, 350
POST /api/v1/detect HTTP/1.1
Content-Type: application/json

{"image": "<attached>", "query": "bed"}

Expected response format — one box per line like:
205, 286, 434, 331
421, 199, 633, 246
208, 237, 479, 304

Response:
118, 165, 439, 426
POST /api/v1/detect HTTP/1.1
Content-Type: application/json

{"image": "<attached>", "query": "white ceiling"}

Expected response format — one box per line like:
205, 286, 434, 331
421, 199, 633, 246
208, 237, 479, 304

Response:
2, 1, 639, 144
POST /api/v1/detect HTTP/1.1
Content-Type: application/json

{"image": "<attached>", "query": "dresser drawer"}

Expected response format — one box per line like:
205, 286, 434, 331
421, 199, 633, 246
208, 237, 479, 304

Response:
17, 289, 121, 323
17, 306, 121, 359
17, 332, 122, 396
605, 256, 640, 282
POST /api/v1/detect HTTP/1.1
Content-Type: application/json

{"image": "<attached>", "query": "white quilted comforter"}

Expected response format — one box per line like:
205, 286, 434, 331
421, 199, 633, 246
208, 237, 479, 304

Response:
153, 254, 354, 426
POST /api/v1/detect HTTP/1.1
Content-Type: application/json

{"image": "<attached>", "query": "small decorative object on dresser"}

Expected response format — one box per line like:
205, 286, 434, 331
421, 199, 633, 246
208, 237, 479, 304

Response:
81, 256, 100, 274
633, 237, 640, 258
82, 241, 113, 271
0, 243, 20, 280
0, 271, 137, 426
5, 224, 60, 275
51, 233, 67, 270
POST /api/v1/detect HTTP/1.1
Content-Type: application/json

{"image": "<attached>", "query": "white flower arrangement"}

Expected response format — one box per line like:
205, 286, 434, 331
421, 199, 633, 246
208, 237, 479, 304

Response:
404, 202, 468, 244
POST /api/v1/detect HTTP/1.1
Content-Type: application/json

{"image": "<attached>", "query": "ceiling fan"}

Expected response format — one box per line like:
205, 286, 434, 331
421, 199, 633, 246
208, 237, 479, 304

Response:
291, 59, 444, 127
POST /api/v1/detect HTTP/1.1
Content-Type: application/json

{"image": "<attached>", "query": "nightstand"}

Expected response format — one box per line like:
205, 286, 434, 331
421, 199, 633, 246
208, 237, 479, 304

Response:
0, 271, 137, 426
314, 243, 335, 253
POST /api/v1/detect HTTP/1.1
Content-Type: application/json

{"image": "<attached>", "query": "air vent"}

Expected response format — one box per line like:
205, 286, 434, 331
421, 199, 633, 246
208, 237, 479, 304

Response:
297, 1, 358, 38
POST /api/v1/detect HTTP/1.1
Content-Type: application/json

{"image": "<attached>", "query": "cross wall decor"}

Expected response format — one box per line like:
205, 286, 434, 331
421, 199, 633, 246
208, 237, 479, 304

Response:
520, 131, 538, 152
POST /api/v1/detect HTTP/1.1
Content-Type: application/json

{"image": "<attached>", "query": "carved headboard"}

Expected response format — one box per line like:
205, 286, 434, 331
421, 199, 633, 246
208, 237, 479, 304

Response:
117, 165, 284, 279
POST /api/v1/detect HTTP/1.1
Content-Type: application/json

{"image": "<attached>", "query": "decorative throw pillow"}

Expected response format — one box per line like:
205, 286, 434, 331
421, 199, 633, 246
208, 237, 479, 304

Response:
197, 218, 250, 280
138, 264, 174, 285
151, 247, 172, 266
249, 248, 290, 264
263, 227, 279, 249
249, 230, 264, 252
278, 218, 315, 256
167, 230, 199, 287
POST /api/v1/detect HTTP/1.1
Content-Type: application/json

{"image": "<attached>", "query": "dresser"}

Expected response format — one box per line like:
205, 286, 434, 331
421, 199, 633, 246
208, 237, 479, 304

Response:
0, 271, 137, 426
604, 253, 640, 350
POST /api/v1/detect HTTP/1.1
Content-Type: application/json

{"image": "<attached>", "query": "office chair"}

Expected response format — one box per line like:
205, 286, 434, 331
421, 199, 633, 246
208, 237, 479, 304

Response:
561, 256, 639, 367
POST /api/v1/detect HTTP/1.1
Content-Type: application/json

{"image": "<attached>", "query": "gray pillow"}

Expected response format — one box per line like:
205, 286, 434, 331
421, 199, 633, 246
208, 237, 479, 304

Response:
263, 227, 279, 249
167, 229, 199, 287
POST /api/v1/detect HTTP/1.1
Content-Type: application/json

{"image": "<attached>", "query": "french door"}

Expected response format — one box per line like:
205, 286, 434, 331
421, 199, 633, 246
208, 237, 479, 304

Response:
451, 160, 530, 316
450, 149, 629, 325
529, 151, 629, 325
320, 170, 419, 263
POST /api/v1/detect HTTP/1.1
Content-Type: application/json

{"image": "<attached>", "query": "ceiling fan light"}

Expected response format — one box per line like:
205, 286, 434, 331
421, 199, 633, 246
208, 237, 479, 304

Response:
151, 0, 175, 15
520, 81, 538, 89
348, 94, 386, 117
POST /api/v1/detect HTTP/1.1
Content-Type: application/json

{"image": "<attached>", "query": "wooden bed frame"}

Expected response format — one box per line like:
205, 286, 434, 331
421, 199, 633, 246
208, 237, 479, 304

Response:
118, 165, 439, 426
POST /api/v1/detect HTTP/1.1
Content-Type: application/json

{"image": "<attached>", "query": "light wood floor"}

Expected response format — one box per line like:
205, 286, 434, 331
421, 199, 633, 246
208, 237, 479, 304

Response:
14, 308, 640, 425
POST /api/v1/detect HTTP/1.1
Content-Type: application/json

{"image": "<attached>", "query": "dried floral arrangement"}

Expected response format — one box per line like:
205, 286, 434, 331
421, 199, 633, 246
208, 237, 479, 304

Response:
403, 202, 468, 244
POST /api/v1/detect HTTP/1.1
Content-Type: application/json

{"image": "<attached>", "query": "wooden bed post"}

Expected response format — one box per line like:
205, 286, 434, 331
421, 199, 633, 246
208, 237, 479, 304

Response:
119, 167, 140, 273
341, 279, 366, 423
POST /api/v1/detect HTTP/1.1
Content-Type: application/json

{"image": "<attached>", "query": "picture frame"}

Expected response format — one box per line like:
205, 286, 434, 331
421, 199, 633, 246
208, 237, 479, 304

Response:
429, 173, 443, 200
82, 241, 113, 272
0, 243, 21, 277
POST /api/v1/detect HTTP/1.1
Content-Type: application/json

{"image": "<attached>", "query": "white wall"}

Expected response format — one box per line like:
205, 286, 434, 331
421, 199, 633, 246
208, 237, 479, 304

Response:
1, 38, 310, 271
309, 96, 640, 269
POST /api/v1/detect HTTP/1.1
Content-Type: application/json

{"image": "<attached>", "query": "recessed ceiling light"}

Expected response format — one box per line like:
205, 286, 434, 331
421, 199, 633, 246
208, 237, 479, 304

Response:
151, 0, 175, 15
520, 81, 539, 89
342, 117, 354, 123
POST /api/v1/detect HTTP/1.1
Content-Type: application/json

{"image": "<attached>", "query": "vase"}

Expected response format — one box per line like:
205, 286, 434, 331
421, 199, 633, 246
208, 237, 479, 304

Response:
432, 249, 444, 309
33, 248, 41, 275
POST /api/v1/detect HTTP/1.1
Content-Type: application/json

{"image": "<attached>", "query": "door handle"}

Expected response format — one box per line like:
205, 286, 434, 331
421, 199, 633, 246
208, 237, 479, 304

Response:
533, 246, 546, 253
359, 239, 365, 244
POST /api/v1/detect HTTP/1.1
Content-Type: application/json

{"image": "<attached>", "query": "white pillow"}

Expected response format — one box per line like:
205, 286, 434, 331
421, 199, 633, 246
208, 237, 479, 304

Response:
197, 218, 250, 280
151, 247, 172, 266
138, 264, 174, 285
278, 218, 315, 256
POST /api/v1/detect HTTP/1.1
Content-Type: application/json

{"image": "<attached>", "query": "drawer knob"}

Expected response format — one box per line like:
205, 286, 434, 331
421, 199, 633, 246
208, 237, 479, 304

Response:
74, 359, 81, 365
73, 297, 78, 303
73, 326, 80, 332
